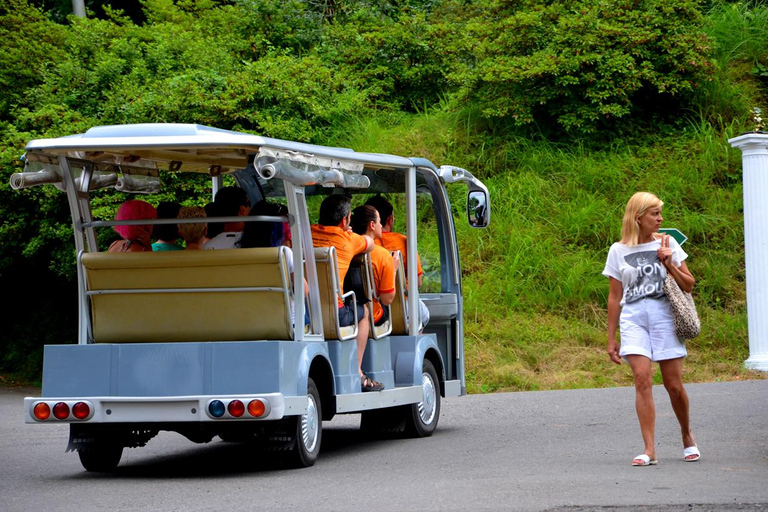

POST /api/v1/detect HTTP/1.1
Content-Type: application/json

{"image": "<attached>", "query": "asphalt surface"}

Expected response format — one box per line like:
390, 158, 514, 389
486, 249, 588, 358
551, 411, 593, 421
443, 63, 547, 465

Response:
1, 380, 766, 512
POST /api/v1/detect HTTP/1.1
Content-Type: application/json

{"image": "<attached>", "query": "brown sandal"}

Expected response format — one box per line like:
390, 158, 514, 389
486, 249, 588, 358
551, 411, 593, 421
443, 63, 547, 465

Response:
361, 373, 384, 392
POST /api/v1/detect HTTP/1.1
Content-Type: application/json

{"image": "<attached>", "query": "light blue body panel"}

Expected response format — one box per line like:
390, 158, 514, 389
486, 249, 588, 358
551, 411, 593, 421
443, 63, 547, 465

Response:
39, 334, 443, 415
41, 341, 318, 399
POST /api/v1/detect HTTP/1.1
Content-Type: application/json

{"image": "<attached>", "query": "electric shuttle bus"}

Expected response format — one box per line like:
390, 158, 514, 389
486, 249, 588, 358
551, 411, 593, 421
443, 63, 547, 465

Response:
12, 123, 490, 471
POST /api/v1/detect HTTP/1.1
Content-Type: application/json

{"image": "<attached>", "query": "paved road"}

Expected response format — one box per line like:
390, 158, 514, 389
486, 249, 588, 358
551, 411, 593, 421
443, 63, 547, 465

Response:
1, 380, 766, 512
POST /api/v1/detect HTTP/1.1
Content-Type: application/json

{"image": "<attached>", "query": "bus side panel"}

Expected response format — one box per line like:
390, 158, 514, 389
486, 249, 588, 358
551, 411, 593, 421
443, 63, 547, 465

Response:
389, 334, 443, 388
325, 339, 360, 395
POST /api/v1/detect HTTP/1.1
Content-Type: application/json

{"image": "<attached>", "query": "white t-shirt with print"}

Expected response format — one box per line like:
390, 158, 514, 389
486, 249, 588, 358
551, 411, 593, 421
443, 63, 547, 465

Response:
602, 237, 688, 307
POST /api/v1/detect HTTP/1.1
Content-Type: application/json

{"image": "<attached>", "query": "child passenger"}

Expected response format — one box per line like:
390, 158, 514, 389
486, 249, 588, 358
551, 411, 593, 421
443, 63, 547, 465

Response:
177, 207, 207, 250
152, 201, 183, 251
108, 200, 156, 253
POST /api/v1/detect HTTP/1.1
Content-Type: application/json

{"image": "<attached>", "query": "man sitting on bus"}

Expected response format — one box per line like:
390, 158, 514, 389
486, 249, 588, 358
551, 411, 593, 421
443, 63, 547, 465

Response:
365, 195, 430, 328
311, 195, 380, 392
204, 187, 250, 249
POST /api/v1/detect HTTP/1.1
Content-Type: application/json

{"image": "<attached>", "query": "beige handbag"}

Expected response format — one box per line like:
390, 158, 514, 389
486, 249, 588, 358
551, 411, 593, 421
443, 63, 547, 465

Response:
663, 273, 701, 339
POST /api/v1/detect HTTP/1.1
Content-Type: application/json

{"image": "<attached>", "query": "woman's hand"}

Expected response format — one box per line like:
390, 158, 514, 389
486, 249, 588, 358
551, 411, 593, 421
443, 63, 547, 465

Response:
607, 338, 622, 365
658, 234, 696, 293
657, 234, 673, 267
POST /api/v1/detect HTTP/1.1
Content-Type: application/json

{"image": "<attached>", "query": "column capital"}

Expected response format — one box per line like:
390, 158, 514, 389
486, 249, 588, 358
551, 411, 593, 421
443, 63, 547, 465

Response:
729, 133, 768, 155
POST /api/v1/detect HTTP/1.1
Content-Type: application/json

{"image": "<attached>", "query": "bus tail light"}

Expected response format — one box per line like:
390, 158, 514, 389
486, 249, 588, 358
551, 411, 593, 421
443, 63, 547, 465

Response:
52, 402, 70, 420
248, 399, 266, 418
72, 402, 91, 420
33, 402, 51, 421
228, 400, 245, 418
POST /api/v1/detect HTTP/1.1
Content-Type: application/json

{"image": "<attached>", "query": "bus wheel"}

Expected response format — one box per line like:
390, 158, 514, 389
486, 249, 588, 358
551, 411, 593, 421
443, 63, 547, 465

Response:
285, 378, 322, 468
404, 360, 440, 437
78, 444, 123, 472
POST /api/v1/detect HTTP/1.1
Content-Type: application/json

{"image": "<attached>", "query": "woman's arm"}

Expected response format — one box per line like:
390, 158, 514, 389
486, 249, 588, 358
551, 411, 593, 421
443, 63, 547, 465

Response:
658, 236, 696, 293
666, 261, 695, 293
607, 277, 623, 364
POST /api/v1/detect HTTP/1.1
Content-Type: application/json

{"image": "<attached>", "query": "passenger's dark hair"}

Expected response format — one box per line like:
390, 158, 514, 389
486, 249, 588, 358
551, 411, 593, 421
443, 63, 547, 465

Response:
153, 201, 181, 241
350, 205, 378, 235
365, 195, 393, 224
214, 186, 250, 217
204, 202, 224, 239
239, 200, 288, 248
318, 194, 351, 226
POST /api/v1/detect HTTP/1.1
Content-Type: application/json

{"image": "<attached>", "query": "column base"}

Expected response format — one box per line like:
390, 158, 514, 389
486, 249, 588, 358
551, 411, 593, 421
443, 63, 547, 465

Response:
744, 355, 768, 372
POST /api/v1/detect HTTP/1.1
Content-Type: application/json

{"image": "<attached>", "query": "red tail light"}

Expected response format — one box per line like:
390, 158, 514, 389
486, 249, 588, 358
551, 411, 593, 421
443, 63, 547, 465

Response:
33, 402, 51, 421
72, 402, 90, 420
52, 402, 70, 420
228, 400, 245, 418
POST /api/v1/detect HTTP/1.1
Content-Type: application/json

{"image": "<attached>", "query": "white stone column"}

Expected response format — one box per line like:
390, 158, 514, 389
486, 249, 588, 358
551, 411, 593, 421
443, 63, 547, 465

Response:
728, 133, 768, 371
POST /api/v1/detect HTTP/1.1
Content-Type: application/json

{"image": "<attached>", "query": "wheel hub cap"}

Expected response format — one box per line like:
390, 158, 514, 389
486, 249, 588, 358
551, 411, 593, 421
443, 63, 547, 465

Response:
301, 395, 319, 451
418, 371, 436, 425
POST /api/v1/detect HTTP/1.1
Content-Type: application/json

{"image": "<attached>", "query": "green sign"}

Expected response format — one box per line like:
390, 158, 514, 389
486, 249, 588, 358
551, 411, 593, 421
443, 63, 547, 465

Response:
659, 228, 688, 245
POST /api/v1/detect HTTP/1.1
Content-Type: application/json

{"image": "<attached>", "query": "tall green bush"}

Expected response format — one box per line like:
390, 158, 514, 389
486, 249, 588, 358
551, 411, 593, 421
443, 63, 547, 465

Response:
437, 0, 715, 135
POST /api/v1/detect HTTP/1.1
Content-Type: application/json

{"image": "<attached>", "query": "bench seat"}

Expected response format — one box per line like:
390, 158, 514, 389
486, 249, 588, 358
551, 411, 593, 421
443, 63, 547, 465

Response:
82, 247, 293, 343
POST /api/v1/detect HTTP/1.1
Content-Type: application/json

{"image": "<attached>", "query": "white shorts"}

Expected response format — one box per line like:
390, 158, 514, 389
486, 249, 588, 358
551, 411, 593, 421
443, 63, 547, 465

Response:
619, 297, 687, 362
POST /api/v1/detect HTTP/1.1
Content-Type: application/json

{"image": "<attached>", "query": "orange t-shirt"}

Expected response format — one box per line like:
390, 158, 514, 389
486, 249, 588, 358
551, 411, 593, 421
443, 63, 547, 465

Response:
369, 245, 396, 323
311, 224, 369, 307
376, 231, 423, 280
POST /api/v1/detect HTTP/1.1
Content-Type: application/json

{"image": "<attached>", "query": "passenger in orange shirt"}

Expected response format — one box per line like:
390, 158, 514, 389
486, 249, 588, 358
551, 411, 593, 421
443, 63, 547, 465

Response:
311, 195, 380, 391
365, 195, 430, 327
350, 205, 398, 327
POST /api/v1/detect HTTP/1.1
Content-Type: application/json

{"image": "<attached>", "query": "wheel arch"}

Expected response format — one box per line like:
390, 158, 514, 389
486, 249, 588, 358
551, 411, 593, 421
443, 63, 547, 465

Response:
308, 355, 335, 422
423, 347, 446, 397
393, 334, 446, 391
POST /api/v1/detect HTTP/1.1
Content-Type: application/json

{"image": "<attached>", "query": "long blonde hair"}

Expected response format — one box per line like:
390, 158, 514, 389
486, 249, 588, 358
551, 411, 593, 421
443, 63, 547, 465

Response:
620, 192, 663, 246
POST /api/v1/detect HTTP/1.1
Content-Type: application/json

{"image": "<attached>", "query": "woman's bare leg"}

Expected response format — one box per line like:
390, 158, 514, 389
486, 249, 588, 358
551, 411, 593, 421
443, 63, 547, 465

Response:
626, 355, 656, 461
659, 357, 697, 453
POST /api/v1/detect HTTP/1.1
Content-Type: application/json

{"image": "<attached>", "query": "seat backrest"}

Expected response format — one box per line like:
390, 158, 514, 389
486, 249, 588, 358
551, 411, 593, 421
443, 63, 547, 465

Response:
313, 247, 357, 340
82, 247, 293, 343
360, 253, 393, 339
388, 250, 408, 335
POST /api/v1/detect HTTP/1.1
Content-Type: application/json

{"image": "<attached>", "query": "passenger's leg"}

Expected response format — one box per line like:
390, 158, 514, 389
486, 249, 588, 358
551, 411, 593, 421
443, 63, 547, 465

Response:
418, 299, 430, 328
357, 303, 370, 376
626, 354, 656, 462
659, 357, 696, 453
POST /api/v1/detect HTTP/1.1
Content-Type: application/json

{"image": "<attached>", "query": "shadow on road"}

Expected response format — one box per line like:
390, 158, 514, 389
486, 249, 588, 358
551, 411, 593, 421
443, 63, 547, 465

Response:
63, 422, 458, 479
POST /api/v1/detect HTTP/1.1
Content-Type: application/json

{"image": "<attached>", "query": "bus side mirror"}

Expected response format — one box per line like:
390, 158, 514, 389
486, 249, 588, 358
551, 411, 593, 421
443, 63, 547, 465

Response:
467, 190, 489, 228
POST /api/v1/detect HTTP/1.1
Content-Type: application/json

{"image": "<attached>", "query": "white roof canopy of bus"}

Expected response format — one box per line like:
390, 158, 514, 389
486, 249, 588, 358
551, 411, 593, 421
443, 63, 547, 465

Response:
23, 123, 416, 177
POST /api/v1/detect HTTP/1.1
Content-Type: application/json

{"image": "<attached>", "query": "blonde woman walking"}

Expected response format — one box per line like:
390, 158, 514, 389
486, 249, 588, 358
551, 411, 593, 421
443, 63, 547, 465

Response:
603, 192, 700, 466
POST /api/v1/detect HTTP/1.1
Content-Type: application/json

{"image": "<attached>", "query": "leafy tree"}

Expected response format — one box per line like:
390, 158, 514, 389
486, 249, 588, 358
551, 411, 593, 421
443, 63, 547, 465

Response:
0, 0, 66, 120
437, 0, 716, 134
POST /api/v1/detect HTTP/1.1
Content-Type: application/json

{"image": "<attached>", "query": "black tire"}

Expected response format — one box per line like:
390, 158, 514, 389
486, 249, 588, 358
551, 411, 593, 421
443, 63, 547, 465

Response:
284, 378, 322, 468
404, 359, 441, 437
78, 444, 123, 472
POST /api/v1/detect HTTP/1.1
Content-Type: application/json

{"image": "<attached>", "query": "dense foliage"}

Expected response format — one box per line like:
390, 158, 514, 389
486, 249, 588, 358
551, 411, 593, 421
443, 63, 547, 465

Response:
439, 0, 715, 134
1, 0, 766, 387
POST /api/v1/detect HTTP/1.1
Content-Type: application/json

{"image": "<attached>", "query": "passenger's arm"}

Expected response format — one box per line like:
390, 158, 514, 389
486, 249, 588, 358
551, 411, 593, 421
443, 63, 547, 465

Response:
362, 234, 374, 253
379, 290, 395, 306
